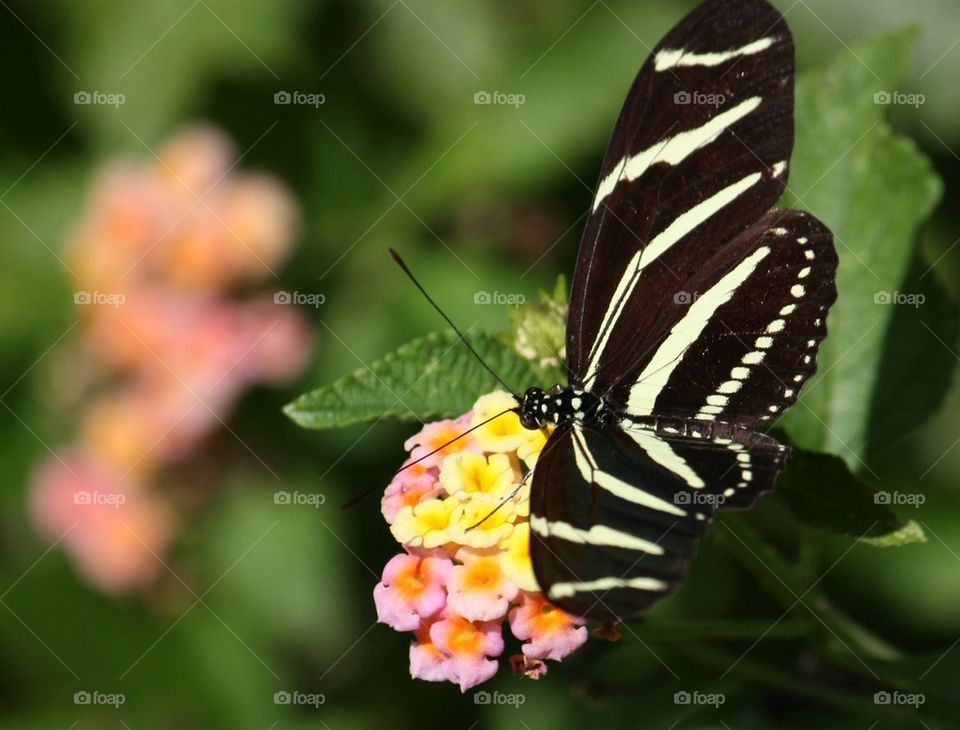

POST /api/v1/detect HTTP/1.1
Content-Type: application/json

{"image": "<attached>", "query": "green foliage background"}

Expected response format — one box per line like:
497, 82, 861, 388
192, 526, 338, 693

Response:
1, 1, 959, 728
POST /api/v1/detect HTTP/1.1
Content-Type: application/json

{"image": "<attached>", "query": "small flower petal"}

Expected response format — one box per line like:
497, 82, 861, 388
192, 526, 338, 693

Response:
409, 622, 451, 682
447, 551, 519, 621
430, 613, 504, 692
389, 498, 458, 549
509, 592, 588, 661
374, 553, 452, 631
404, 415, 478, 470
447, 495, 515, 549
499, 523, 540, 592
439, 452, 517, 502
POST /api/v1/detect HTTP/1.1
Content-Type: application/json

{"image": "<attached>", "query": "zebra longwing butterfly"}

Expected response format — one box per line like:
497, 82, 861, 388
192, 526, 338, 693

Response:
511, 0, 838, 621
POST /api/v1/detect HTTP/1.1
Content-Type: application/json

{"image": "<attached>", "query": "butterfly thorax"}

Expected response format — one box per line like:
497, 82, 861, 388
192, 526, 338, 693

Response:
518, 386, 611, 430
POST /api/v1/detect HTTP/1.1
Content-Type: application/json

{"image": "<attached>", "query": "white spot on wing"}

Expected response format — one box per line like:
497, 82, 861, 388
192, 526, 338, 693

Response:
589, 172, 765, 380
627, 245, 771, 414
549, 575, 668, 600
529, 515, 665, 554
592, 97, 762, 211
654, 37, 777, 71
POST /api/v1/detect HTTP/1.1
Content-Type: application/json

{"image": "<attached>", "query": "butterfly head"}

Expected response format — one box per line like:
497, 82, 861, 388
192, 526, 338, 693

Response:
518, 387, 548, 430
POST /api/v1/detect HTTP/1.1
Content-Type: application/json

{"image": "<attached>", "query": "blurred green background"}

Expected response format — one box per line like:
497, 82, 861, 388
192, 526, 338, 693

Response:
1, 0, 959, 728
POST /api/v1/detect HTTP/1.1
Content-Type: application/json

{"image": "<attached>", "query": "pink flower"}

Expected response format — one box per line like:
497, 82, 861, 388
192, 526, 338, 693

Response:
429, 612, 505, 692
509, 592, 588, 661
409, 622, 450, 683
446, 550, 519, 621
29, 453, 172, 593
404, 414, 478, 470
374, 553, 453, 631
381, 462, 441, 524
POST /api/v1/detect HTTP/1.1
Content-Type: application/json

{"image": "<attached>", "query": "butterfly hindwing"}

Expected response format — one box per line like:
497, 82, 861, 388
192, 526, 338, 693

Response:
529, 422, 786, 620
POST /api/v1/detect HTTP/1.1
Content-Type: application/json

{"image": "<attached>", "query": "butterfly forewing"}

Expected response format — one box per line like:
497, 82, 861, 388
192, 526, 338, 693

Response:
567, 0, 796, 390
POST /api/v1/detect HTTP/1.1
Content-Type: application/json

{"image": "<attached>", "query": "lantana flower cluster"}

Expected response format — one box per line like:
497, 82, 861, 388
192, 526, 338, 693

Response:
29, 125, 310, 592
374, 391, 588, 691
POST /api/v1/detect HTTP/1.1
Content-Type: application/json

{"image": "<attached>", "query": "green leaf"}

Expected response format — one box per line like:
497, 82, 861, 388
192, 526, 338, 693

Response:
285, 329, 544, 429
779, 29, 944, 468
775, 448, 926, 546
864, 247, 959, 462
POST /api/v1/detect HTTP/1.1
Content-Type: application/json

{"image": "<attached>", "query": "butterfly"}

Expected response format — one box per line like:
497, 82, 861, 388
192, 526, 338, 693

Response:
504, 0, 838, 621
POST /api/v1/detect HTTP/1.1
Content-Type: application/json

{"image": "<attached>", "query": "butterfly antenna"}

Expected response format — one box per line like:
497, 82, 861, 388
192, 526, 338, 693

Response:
341, 407, 517, 510
390, 249, 521, 400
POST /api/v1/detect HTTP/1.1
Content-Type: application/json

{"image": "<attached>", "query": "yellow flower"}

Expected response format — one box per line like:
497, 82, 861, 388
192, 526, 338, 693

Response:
440, 452, 518, 502
447, 494, 516, 549
472, 391, 550, 464
517, 428, 550, 467
389, 497, 458, 548
499, 523, 540, 591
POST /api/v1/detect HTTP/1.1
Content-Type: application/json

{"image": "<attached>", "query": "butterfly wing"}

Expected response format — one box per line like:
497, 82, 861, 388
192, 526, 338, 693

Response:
529, 421, 787, 620
615, 208, 838, 427
567, 0, 797, 389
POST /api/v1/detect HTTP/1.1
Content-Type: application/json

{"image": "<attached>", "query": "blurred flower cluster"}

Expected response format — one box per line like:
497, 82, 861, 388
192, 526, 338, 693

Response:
29, 125, 310, 593
374, 391, 588, 691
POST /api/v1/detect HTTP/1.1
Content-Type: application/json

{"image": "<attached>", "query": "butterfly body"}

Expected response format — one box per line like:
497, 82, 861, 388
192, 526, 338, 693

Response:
517, 387, 611, 430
